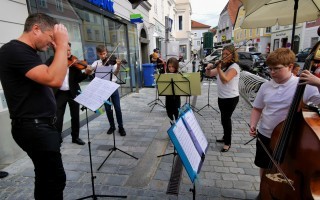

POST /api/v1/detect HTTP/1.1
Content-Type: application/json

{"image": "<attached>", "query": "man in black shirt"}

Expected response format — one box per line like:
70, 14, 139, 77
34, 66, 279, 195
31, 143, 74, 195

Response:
0, 13, 69, 199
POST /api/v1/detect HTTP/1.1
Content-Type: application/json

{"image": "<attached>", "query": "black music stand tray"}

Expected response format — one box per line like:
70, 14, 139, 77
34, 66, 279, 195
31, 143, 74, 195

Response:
94, 70, 138, 171
197, 77, 220, 113
76, 106, 126, 199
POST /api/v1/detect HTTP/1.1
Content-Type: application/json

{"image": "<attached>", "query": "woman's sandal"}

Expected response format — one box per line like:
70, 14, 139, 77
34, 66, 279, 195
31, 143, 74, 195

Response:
221, 145, 231, 152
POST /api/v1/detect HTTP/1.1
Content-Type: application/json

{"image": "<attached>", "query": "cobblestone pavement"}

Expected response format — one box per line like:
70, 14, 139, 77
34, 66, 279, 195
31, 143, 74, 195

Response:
0, 77, 260, 200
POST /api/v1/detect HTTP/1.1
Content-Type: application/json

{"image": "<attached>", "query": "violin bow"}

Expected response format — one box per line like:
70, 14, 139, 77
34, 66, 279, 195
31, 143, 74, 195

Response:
208, 39, 253, 70
102, 42, 121, 66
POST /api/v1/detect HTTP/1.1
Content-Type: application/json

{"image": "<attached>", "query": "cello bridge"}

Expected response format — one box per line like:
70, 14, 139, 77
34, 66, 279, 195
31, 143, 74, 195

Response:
266, 173, 294, 185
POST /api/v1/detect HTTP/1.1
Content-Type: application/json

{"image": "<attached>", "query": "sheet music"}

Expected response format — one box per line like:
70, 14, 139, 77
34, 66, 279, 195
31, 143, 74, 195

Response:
74, 77, 119, 111
173, 119, 201, 172
95, 65, 113, 81
182, 109, 208, 154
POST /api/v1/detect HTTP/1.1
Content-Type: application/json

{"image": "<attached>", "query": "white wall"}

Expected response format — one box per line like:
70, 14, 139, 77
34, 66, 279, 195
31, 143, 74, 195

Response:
0, 0, 29, 166
301, 26, 319, 51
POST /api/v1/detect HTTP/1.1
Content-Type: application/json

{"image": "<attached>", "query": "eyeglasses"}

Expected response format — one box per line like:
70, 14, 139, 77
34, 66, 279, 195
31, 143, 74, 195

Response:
267, 65, 288, 73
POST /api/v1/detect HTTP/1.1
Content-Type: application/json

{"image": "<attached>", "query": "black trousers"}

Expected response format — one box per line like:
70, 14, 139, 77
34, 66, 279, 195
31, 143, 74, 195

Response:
55, 90, 80, 139
165, 96, 181, 121
218, 96, 239, 146
11, 122, 66, 200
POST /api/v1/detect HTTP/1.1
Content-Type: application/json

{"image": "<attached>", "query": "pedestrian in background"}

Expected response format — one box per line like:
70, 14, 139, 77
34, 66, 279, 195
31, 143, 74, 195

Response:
0, 13, 69, 199
205, 45, 240, 152
292, 62, 300, 76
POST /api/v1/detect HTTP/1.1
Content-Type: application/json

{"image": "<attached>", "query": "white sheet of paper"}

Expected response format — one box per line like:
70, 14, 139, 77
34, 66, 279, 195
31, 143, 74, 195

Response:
183, 110, 208, 153
74, 77, 119, 111
173, 119, 201, 172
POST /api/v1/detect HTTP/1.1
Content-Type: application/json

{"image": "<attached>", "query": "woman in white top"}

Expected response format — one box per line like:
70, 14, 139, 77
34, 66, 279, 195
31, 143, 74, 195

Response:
205, 45, 240, 152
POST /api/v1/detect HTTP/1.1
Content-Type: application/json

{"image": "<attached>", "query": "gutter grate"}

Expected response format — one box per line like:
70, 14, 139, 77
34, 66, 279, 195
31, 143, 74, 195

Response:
166, 155, 183, 195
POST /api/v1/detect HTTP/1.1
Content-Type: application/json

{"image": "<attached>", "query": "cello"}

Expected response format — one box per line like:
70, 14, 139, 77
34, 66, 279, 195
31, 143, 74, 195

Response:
259, 42, 320, 199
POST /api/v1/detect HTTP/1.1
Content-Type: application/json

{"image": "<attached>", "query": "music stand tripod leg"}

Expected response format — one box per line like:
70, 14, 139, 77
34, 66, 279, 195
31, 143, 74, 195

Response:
76, 107, 126, 199
97, 105, 138, 171
198, 78, 219, 113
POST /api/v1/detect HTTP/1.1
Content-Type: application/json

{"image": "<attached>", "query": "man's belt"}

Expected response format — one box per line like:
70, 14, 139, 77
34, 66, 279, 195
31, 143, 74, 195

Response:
12, 117, 57, 125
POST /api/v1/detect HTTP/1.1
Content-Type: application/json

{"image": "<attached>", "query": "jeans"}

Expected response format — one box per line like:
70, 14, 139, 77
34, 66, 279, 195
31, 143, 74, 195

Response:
218, 96, 239, 146
11, 121, 66, 200
104, 89, 123, 128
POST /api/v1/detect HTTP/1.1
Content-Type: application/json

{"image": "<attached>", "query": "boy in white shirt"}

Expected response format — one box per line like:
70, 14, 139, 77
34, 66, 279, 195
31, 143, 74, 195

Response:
249, 48, 320, 187
91, 45, 126, 136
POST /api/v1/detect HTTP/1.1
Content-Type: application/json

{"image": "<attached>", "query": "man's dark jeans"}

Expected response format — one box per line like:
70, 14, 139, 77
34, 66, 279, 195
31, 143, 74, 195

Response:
104, 89, 123, 128
11, 121, 66, 200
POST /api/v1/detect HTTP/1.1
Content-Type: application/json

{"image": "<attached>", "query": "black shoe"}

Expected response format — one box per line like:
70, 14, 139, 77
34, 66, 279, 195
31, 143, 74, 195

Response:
0, 171, 9, 178
119, 127, 126, 136
72, 138, 85, 145
107, 127, 115, 135
221, 145, 231, 152
216, 138, 225, 143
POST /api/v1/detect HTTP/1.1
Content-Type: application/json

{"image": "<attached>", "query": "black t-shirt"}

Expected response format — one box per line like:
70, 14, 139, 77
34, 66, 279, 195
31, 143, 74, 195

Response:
0, 40, 56, 119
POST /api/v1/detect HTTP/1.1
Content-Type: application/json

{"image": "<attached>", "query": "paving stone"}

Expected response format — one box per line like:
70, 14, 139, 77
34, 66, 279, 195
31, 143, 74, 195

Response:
0, 82, 261, 198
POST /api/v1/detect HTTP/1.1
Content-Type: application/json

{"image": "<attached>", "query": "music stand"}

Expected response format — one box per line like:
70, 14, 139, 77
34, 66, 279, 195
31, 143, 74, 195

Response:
147, 65, 165, 112
74, 77, 128, 199
76, 106, 126, 199
197, 77, 220, 113
95, 68, 138, 171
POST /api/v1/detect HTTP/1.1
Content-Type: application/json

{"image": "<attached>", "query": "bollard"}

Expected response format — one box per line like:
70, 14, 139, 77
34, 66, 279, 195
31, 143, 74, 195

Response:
192, 59, 196, 72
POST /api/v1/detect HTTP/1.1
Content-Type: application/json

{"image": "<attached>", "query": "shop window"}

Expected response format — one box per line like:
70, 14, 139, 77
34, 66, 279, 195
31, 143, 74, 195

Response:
55, 0, 63, 12
266, 27, 271, 33
39, 0, 47, 8
179, 16, 183, 30
87, 29, 92, 41
95, 30, 100, 41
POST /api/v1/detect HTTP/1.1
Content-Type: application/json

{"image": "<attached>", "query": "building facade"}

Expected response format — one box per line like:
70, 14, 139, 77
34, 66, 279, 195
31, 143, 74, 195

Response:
191, 20, 211, 58
0, 0, 148, 166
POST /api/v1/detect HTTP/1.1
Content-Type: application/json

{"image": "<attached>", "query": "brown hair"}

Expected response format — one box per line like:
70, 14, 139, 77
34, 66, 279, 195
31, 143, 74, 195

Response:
266, 48, 295, 67
24, 13, 58, 32
223, 45, 239, 63
96, 45, 107, 53
166, 57, 179, 73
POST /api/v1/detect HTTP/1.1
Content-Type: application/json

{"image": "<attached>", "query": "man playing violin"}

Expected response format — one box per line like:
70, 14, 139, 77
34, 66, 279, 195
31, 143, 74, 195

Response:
90, 45, 126, 136
46, 42, 92, 145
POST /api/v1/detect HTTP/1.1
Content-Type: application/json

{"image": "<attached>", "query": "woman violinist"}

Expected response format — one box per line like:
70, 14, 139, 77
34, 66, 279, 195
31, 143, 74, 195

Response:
249, 48, 320, 199
205, 45, 240, 152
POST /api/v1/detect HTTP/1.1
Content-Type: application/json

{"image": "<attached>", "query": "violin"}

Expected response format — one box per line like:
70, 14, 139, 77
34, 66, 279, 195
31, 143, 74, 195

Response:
68, 55, 88, 70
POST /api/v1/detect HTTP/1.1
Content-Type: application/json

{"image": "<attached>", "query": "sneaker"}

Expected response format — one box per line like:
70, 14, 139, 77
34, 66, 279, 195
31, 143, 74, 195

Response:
119, 127, 126, 136
107, 127, 115, 135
